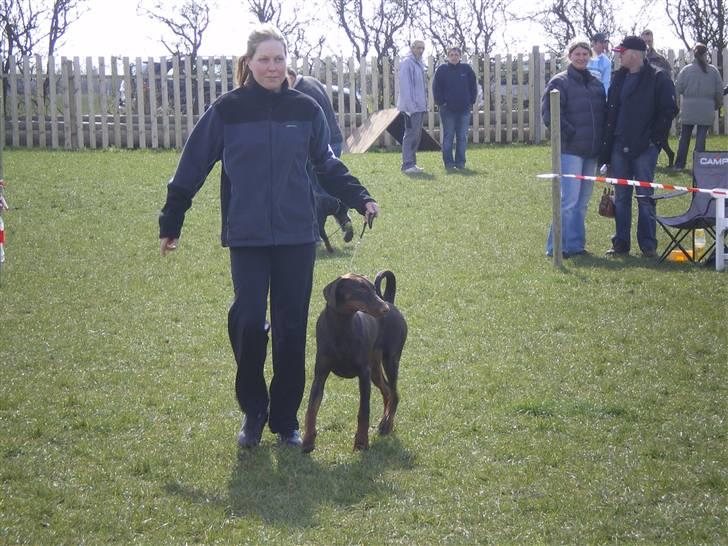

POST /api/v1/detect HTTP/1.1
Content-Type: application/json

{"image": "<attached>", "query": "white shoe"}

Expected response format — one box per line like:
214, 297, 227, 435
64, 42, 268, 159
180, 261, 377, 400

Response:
403, 166, 424, 174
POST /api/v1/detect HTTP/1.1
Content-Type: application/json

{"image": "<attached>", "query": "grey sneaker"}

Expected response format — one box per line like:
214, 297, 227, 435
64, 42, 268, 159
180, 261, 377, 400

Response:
237, 412, 267, 448
277, 430, 303, 447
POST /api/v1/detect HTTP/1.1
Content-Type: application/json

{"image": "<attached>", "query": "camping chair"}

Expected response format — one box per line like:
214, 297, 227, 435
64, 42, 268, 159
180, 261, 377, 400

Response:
653, 151, 728, 264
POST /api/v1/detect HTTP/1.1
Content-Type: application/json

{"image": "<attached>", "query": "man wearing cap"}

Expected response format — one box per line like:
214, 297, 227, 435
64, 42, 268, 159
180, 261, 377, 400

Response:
599, 36, 678, 258
587, 33, 612, 92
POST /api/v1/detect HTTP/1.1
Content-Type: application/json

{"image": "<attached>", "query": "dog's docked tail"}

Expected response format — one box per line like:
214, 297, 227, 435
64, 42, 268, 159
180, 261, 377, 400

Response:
374, 270, 397, 304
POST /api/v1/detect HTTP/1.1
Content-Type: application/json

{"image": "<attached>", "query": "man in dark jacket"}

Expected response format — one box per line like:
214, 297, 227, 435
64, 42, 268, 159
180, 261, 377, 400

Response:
432, 47, 477, 170
287, 68, 353, 244
641, 29, 675, 167
600, 36, 678, 257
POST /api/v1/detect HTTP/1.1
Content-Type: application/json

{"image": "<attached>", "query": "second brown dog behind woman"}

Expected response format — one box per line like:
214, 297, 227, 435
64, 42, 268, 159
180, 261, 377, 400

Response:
158, 24, 379, 449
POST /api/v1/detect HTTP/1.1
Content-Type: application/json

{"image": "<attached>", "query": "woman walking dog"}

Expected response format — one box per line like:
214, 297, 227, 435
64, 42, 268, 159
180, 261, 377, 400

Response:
158, 24, 379, 448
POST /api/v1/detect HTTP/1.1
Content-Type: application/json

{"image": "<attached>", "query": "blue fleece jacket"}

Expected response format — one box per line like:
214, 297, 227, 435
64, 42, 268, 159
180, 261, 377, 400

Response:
432, 62, 477, 112
159, 79, 373, 247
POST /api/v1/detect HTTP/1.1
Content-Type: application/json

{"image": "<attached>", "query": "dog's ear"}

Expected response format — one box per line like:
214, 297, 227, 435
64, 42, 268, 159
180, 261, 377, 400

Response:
323, 278, 340, 308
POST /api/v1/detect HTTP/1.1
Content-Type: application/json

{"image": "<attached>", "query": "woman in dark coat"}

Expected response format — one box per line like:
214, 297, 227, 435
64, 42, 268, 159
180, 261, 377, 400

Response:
541, 39, 607, 257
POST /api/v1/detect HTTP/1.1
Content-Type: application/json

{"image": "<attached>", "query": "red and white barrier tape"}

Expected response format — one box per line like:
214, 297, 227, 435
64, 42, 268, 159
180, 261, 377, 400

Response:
537, 173, 728, 197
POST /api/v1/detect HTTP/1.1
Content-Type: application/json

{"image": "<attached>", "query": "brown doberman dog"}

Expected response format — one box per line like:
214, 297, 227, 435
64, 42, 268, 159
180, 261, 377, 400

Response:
302, 271, 407, 453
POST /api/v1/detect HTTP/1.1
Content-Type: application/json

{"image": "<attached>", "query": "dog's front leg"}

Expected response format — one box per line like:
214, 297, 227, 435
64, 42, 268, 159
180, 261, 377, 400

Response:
354, 370, 371, 450
303, 367, 329, 453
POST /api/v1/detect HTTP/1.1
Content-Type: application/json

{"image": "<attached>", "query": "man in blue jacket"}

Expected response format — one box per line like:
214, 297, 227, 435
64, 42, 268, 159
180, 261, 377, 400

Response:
432, 46, 477, 170
600, 36, 678, 258
587, 33, 612, 93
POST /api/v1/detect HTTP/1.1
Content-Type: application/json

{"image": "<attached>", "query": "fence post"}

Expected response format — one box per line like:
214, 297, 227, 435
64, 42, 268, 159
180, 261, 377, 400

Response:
0, 67, 4, 180
549, 89, 562, 266
0, 62, 4, 177
532, 46, 542, 144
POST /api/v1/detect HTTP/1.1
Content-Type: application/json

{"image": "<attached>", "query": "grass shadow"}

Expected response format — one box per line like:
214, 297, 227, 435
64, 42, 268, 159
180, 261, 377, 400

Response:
561, 251, 717, 274
403, 172, 436, 181
165, 435, 415, 528
445, 167, 479, 177
315, 244, 353, 260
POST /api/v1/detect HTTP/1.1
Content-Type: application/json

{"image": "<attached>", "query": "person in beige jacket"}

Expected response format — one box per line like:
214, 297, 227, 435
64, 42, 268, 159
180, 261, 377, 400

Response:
673, 43, 724, 170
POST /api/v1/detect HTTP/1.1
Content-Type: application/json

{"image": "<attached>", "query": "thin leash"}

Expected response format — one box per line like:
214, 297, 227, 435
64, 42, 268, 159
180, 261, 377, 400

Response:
348, 220, 370, 273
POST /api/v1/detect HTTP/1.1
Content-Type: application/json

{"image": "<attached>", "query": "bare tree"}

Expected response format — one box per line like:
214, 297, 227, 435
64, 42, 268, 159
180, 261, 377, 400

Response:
1, 0, 86, 106
2, 0, 41, 68
137, 0, 211, 60
664, 0, 726, 67
416, 0, 510, 58
330, 0, 413, 64
518, 0, 617, 54
244, 0, 326, 59
46, 0, 84, 58
1, 0, 85, 67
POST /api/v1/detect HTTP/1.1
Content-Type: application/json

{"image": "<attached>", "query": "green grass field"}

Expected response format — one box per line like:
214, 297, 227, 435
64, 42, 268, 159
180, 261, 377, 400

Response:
1, 142, 726, 544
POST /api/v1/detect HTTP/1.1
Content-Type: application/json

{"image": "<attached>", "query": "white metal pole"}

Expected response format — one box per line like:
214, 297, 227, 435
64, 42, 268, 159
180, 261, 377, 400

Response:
716, 196, 726, 272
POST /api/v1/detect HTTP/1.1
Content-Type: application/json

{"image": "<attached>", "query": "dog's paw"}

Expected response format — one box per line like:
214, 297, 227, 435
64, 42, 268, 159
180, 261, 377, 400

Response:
378, 419, 393, 435
302, 432, 316, 453
353, 435, 369, 451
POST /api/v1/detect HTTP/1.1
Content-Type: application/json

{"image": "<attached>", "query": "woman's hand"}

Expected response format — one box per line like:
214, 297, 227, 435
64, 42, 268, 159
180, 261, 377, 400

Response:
364, 202, 379, 228
160, 237, 178, 256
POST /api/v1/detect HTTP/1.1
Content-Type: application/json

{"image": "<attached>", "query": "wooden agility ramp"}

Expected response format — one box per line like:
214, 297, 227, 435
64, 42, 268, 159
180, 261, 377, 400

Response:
345, 108, 440, 153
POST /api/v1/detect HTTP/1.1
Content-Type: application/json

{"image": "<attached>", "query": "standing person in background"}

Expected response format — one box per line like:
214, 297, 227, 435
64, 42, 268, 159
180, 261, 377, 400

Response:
542, 39, 606, 258
587, 33, 612, 93
600, 36, 677, 258
641, 29, 675, 167
640, 30, 673, 76
673, 44, 724, 170
158, 24, 379, 449
397, 40, 428, 174
286, 67, 354, 243
432, 46, 477, 171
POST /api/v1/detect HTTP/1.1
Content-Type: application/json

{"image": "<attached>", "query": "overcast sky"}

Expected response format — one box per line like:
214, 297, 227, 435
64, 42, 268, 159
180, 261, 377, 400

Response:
56, 0, 686, 59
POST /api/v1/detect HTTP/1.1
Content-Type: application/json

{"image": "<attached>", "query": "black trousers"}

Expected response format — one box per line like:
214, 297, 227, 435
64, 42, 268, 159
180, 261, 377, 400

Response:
228, 244, 316, 434
674, 123, 709, 169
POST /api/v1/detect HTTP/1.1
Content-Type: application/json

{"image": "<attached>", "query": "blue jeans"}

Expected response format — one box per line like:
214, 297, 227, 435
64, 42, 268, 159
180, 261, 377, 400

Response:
610, 144, 659, 253
439, 105, 471, 168
546, 154, 596, 255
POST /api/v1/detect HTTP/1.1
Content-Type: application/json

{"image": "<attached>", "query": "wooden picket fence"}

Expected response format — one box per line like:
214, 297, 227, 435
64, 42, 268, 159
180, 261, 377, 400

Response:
1, 49, 727, 151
